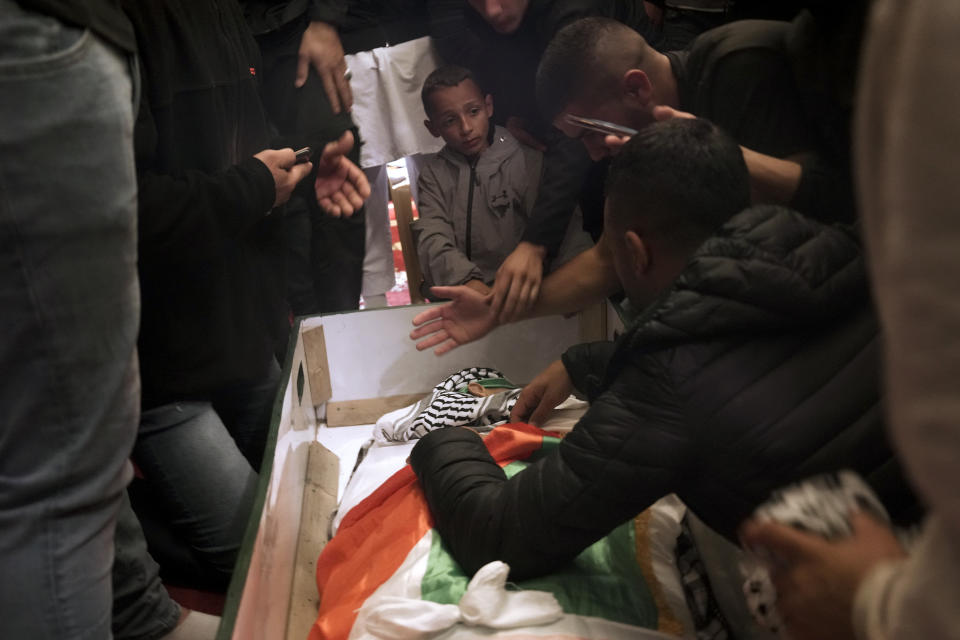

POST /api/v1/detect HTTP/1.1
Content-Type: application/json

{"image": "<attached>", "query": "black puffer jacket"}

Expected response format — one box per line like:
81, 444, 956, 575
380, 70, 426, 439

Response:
411, 205, 919, 580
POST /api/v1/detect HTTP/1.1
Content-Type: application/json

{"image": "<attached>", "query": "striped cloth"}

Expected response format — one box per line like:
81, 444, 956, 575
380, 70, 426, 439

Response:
375, 367, 521, 444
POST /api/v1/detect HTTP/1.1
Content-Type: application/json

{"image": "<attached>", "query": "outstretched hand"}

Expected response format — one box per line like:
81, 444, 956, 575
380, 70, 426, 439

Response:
739, 511, 907, 640
314, 131, 370, 217
410, 285, 499, 355
296, 21, 352, 113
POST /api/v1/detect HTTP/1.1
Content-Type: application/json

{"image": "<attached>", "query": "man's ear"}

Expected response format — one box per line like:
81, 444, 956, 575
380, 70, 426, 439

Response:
424, 118, 441, 138
484, 94, 494, 119
622, 69, 653, 107
624, 229, 651, 276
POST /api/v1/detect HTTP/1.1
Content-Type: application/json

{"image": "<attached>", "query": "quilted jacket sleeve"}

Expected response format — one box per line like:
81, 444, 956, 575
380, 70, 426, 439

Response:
410, 354, 690, 580
561, 340, 617, 401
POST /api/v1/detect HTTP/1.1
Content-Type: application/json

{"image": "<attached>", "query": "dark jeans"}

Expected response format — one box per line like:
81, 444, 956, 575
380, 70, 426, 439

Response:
256, 18, 366, 314
0, 4, 146, 637
127, 362, 281, 590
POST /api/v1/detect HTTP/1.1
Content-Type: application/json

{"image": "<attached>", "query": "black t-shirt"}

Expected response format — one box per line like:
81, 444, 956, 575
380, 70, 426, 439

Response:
667, 19, 811, 160
15, 0, 136, 52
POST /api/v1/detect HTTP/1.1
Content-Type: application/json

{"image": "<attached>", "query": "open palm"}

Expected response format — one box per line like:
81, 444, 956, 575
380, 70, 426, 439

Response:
314, 131, 370, 217
410, 286, 499, 355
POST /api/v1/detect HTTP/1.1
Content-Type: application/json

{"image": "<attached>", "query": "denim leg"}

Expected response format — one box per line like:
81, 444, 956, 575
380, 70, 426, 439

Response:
111, 494, 181, 640
133, 402, 259, 586
0, 4, 140, 639
212, 359, 282, 472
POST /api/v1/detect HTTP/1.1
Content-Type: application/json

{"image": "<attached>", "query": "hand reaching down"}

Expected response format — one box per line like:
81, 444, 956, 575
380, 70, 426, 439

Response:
491, 242, 546, 324
509, 359, 574, 426
253, 148, 313, 208
314, 131, 370, 217
297, 21, 352, 114
410, 285, 498, 355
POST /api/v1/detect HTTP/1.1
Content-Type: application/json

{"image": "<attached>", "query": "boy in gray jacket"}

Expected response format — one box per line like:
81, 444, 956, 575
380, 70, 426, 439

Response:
414, 66, 591, 296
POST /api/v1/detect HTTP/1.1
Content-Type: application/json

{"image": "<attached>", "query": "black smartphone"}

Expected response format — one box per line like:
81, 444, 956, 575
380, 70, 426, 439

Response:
294, 147, 312, 164
564, 114, 637, 137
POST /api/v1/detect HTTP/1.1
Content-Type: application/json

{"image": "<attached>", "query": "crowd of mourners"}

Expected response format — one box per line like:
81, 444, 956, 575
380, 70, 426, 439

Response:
2, 0, 958, 639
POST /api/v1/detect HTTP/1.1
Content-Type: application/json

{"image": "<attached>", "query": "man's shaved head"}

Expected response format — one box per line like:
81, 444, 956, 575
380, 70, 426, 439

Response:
536, 17, 655, 123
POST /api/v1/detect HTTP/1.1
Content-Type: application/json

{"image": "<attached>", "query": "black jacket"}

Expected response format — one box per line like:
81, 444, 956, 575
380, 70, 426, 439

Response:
123, 0, 287, 408
411, 206, 919, 580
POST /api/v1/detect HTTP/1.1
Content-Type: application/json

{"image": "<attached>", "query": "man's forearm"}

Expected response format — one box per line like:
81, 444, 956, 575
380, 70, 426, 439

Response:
742, 146, 804, 206
526, 233, 619, 318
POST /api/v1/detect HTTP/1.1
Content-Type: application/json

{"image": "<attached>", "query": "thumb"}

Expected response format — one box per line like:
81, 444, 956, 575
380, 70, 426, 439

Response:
289, 160, 313, 185
428, 285, 463, 301
295, 54, 309, 88
740, 519, 826, 564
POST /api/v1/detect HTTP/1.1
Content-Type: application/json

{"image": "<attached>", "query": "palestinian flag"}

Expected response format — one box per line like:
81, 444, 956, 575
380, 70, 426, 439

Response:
310, 423, 685, 640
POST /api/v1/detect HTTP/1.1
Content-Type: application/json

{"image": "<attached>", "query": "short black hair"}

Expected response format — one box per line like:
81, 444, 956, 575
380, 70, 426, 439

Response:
605, 118, 750, 250
536, 17, 643, 122
421, 65, 483, 118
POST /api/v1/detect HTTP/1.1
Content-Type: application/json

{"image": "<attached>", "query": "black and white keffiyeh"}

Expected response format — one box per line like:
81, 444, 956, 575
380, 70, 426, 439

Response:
374, 367, 521, 444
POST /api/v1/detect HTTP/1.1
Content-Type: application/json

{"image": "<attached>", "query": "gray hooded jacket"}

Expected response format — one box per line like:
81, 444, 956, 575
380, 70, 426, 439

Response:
414, 126, 591, 288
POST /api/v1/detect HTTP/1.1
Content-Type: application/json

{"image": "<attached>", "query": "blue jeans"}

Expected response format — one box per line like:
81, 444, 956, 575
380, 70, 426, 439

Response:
0, 3, 154, 638
129, 361, 280, 588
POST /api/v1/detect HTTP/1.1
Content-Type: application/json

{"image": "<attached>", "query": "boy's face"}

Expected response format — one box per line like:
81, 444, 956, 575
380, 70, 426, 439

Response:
425, 80, 494, 159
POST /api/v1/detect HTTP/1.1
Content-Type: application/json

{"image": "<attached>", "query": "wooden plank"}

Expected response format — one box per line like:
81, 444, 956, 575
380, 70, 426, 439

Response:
302, 326, 332, 405
285, 442, 340, 640
325, 393, 429, 427
390, 183, 425, 304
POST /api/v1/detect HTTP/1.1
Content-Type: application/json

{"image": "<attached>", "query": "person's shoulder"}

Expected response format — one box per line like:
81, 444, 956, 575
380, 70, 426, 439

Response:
688, 19, 791, 66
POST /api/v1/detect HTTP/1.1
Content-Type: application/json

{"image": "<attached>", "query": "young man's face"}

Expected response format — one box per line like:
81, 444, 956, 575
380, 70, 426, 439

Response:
467, 0, 530, 34
425, 80, 494, 159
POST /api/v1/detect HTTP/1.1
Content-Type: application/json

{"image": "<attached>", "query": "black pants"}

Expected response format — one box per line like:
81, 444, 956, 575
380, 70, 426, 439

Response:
256, 18, 365, 314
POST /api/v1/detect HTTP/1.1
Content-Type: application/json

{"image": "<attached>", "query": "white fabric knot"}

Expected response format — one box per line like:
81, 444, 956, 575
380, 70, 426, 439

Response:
363, 561, 563, 639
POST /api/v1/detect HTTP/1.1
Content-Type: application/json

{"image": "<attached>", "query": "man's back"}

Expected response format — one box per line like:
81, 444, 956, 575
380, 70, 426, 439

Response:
412, 206, 917, 579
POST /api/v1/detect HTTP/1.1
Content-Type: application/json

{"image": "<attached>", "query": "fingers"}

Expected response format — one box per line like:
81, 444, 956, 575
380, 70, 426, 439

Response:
322, 130, 354, 164
740, 520, 826, 564
499, 277, 526, 324
652, 105, 695, 121
413, 329, 450, 352
345, 159, 371, 199
434, 338, 460, 356
411, 306, 444, 329
428, 285, 464, 301
320, 68, 342, 114
509, 388, 537, 423
334, 65, 354, 111
295, 53, 310, 88
490, 276, 509, 317
275, 147, 297, 170
604, 134, 629, 155
289, 160, 313, 184
528, 397, 555, 427
317, 196, 340, 217
339, 177, 365, 214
